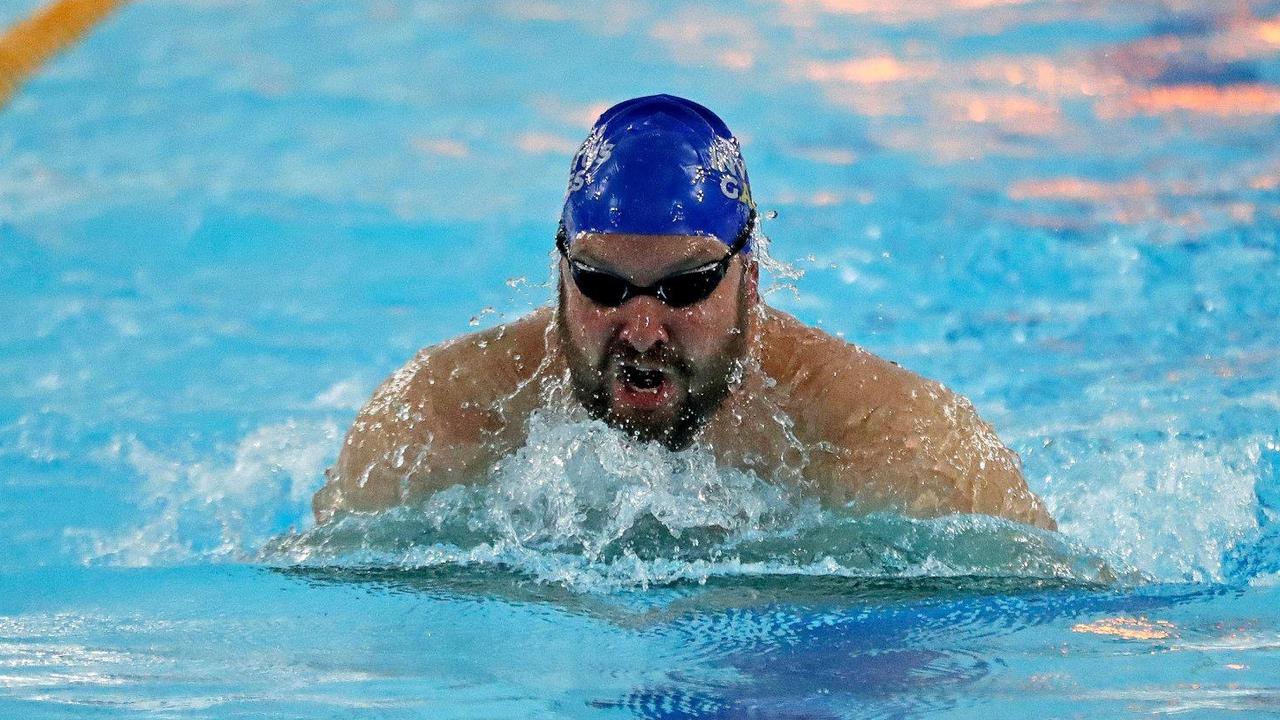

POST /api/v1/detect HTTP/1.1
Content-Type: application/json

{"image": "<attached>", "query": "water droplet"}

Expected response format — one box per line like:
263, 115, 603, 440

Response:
765, 209, 778, 220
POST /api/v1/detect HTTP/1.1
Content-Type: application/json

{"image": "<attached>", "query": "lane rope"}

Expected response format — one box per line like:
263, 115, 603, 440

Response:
0, 0, 127, 110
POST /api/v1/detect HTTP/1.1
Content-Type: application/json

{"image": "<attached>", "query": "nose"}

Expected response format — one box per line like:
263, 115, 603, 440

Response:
615, 296, 670, 354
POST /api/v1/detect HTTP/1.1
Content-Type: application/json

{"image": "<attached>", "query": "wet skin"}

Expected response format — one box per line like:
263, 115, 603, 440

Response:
313, 233, 1056, 531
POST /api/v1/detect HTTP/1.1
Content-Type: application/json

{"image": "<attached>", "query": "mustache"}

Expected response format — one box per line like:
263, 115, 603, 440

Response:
599, 340, 692, 378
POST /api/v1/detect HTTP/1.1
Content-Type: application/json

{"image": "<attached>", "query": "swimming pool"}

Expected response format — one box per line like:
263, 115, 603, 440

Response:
2, 0, 1278, 716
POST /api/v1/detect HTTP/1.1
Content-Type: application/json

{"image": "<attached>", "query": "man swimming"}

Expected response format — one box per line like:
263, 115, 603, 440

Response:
312, 94, 1055, 530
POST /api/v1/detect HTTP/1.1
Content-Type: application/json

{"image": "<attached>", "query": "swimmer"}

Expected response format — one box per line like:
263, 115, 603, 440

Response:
312, 94, 1056, 530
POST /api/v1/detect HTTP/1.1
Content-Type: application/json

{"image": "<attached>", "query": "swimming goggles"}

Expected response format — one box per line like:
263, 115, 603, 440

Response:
556, 229, 748, 309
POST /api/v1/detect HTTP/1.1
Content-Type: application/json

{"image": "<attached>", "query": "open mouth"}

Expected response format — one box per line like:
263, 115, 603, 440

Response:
613, 363, 676, 410
619, 365, 665, 391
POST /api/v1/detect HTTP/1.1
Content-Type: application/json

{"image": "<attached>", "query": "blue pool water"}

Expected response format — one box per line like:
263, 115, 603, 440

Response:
3, 0, 1280, 716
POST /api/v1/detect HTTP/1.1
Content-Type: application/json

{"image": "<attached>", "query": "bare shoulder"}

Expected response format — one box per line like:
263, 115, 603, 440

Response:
758, 307, 1054, 529
758, 308, 922, 438
312, 309, 553, 521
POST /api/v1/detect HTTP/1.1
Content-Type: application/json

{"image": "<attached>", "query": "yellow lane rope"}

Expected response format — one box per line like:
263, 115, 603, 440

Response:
0, 0, 128, 110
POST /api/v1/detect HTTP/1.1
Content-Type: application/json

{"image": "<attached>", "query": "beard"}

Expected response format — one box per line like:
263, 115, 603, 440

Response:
556, 279, 750, 451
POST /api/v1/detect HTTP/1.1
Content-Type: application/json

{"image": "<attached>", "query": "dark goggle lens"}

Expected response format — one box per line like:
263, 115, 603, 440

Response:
570, 265, 631, 306
569, 261, 728, 308
655, 265, 727, 307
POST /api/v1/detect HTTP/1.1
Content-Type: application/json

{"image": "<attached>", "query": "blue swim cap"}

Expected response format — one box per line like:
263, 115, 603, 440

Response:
561, 94, 754, 249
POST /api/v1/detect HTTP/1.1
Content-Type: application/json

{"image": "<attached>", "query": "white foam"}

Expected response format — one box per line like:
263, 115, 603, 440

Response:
66, 405, 1268, 590
69, 420, 338, 566
310, 378, 371, 410
1049, 436, 1264, 583
263, 411, 1122, 591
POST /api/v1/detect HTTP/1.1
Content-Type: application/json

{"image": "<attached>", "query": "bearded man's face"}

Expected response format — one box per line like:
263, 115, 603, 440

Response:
555, 232, 755, 450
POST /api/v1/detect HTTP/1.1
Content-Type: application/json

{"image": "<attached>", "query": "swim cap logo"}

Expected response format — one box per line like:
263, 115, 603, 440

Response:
560, 95, 753, 246
709, 136, 752, 208
567, 125, 614, 194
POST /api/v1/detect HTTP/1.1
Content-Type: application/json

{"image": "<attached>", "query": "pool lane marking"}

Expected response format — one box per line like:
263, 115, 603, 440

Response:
0, 0, 128, 110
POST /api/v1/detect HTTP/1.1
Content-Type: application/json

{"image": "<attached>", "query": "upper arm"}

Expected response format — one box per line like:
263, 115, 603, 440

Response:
312, 355, 433, 521
811, 362, 1055, 530
865, 385, 1055, 529
312, 351, 486, 522
312, 314, 551, 523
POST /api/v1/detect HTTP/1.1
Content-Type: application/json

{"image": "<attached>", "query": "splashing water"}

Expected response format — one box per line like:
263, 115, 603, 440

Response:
68, 420, 339, 566
261, 410, 1122, 591
59, 217, 1274, 592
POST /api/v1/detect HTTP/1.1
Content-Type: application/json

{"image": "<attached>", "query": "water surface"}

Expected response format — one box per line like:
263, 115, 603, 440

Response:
2, 0, 1279, 716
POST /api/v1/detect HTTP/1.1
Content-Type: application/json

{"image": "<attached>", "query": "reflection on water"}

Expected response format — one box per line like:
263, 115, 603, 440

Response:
2, 0, 1279, 716
277, 563, 1118, 622
275, 564, 1224, 718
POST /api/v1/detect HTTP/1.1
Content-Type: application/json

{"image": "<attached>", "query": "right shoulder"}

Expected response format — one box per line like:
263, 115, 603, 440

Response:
360, 307, 555, 441
314, 309, 554, 519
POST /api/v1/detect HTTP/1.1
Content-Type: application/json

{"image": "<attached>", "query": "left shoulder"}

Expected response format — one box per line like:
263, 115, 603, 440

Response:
757, 307, 937, 442
757, 307, 1054, 528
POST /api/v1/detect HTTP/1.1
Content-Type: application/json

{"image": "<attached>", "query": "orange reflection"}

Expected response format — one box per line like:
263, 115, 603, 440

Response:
1229, 202, 1256, 223
1098, 84, 1280, 118
1260, 19, 1280, 44
1250, 175, 1280, 191
787, 146, 858, 165
1008, 177, 1154, 202
774, 189, 874, 206
805, 56, 934, 84
718, 50, 756, 71
1072, 617, 1177, 641
821, 85, 908, 117
530, 97, 611, 128
948, 92, 1062, 134
409, 138, 469, 158
515, 132, 576, 155
649, 8, 762, 72
778, 0, 1034, 24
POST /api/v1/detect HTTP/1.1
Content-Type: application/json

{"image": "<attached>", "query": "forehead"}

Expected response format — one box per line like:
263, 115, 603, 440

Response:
568, 233, 728, 272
